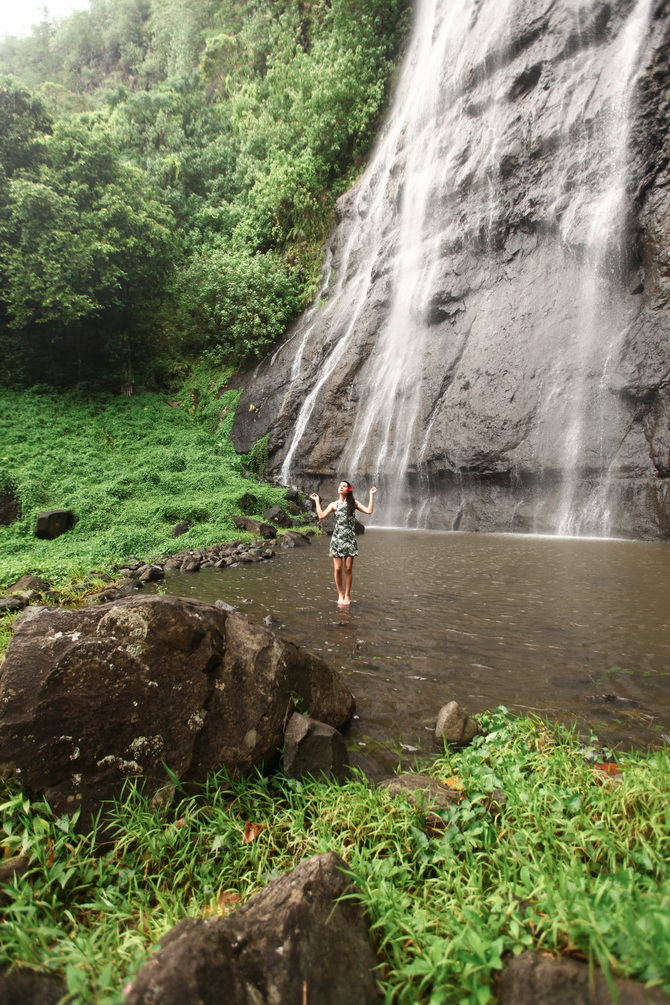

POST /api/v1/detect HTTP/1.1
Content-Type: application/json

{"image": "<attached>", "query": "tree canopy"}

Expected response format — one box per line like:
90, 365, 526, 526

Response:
0, 0, 410, 388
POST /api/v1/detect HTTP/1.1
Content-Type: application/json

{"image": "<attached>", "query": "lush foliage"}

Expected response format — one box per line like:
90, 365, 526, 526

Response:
1, 710, 669, 1002
0, 373, 288, 592
0, 96, 176, 385
0, 0, 411, 385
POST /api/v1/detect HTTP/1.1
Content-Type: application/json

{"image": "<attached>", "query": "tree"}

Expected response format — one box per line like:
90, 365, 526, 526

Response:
0, 115, 176, 385
175, 246, 305, 361
0, 76, 52, 178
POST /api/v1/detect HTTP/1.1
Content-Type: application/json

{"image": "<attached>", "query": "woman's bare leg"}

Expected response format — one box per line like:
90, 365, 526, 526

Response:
342, 556, 354, 604
333, 558, 345, 604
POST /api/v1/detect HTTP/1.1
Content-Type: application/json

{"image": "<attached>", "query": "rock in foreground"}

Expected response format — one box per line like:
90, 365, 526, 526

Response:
500, 951, 670, 1005
126, 851, 382, 1005
0, 596, 354, 821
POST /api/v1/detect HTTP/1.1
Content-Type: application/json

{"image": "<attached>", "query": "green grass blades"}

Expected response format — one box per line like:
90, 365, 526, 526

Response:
1, 710, 669, 1003
0, 369, 289, 594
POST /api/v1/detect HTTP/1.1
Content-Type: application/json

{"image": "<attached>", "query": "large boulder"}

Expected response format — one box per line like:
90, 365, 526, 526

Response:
34, 509, 75, 540
0, 596, 354, 822
126, 851, 382, 1005
230, 515, 275, 539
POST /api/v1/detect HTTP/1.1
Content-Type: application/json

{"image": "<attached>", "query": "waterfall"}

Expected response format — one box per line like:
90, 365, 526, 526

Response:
551, 0, 655, 535
282, 0, 518, 519
236, 0, 668, 538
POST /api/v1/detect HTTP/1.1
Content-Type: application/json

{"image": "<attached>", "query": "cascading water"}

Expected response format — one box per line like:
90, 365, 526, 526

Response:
550, 0, 655, 535
233, 0, 670, 539
283, 0, 518, 521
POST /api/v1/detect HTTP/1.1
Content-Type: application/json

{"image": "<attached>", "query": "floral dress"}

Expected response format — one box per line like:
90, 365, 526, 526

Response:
328, 500, 358, 557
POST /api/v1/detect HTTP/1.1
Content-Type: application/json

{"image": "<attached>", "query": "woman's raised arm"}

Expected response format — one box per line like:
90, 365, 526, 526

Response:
310, 493, 336, 520
355, 486, 377, 515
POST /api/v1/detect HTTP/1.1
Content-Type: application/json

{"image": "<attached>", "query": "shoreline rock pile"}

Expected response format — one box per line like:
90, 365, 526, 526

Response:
0, 519, 316, 612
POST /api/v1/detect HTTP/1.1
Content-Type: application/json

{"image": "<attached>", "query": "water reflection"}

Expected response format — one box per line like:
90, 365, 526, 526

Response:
157, 530, 670, 774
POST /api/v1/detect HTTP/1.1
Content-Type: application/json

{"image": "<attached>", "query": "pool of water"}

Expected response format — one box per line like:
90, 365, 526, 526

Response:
156, 530, 670, 774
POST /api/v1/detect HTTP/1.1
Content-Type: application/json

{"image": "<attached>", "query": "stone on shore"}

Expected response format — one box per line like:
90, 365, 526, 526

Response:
282, 712, 349, 783
231, 514, 275, 539
263, 504, 292, 528
0, 968, 66, 1005
8, 575, 50, 595
125, 851, 382, 1005
281, 530, 311, 548
378, 773, 462, 812
0, 597, 26, 613
434, 701, 482, 747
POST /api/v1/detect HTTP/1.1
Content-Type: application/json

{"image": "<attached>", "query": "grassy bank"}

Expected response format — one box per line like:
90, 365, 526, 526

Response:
1, 709, 669, 1003
0, 369, 287, 597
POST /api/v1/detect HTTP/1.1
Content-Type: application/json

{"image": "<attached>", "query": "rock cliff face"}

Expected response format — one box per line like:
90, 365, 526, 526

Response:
232, 0, 670, 539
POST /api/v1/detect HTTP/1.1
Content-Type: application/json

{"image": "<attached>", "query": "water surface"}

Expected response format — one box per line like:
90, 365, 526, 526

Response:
158, 530, 670, 774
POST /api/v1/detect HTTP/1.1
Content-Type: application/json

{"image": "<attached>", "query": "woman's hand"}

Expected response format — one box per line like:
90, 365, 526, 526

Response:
310, 492, 319, 500
370, 486, 377, 495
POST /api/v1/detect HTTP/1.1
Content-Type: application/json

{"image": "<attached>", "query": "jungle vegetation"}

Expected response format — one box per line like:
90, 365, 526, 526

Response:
0, 0, 411, 389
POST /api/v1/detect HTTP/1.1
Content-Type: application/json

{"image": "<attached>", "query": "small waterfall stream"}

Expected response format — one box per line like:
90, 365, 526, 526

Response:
253, 0, 666, 537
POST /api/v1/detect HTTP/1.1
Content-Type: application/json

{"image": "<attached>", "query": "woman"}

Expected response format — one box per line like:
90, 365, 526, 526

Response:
310, 481, 377, 605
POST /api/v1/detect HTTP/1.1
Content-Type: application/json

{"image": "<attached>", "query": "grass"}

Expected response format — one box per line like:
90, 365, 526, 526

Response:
1, 709, 669, 1003
0, 367, 290, 595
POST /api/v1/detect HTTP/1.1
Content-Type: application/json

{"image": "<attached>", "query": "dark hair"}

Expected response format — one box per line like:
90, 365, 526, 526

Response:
343, 480, 356, 519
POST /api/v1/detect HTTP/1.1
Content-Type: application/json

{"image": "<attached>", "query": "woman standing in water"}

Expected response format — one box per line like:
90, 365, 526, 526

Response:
310, 481, 377, 605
